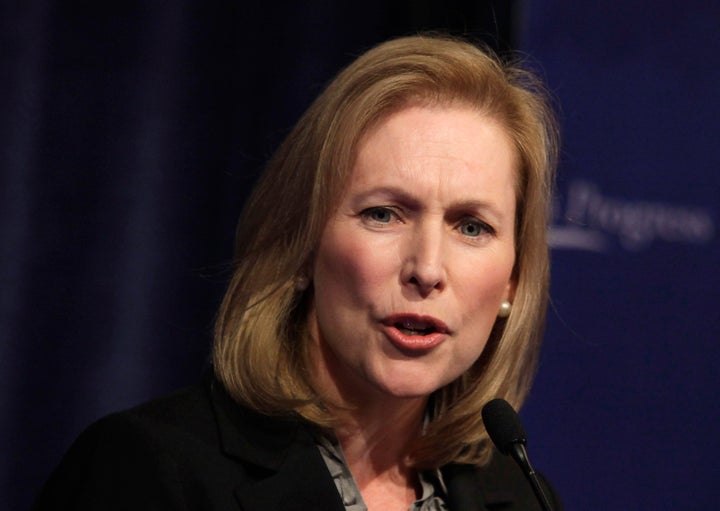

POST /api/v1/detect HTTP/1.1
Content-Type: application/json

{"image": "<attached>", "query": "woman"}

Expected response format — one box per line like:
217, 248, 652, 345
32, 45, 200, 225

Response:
36, 35, 560, 510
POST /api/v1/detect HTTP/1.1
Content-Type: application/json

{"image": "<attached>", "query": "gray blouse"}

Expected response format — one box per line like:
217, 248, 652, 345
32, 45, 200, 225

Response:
315, 434, 448, 511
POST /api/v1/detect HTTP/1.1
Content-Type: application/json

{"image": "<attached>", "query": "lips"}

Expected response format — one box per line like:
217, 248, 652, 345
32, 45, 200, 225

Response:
381, 313, 450, 352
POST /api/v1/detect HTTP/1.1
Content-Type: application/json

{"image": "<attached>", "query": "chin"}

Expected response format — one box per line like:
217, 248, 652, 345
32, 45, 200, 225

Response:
374, 372, 450, 400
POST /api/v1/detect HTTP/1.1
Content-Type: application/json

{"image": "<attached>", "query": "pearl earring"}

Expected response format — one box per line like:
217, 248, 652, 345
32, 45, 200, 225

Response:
295, 276, 309, 291
498, 301, 512, 318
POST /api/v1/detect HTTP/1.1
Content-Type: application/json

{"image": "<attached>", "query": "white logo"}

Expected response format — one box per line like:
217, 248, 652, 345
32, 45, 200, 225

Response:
550, 180, 716, 252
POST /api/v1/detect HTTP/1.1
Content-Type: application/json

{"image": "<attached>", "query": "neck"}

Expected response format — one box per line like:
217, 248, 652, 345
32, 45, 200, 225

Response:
308, 326, 429, 500
319, 372, 428, 497
339, 404, 424, 487
334, 395, 426, 463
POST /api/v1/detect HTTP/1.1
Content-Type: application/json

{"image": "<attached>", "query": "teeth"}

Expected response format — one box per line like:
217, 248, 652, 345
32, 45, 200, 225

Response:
402, 318, 430, 330
397, 323, 435, 336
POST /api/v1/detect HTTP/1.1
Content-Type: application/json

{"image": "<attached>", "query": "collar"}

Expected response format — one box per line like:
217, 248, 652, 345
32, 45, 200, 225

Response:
205, 374, 525, 511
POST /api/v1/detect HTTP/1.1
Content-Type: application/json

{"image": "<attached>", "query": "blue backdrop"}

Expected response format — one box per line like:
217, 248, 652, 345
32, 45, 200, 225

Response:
2, 1, 718, 509
520, 1, 720, 509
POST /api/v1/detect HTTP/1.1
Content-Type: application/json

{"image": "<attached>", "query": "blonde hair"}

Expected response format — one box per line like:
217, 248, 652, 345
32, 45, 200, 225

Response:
213, 35, 558, 468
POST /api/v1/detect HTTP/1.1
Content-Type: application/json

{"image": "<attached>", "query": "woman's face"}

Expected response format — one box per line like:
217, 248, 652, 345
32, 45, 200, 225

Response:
308, 104, 517, 404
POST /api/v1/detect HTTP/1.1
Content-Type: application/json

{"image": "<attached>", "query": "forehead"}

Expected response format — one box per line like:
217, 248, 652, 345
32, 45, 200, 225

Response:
349, 104, 518, 190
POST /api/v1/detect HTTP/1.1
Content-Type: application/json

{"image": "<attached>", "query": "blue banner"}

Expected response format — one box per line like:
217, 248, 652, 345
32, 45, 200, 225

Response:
520, 1, 720, 508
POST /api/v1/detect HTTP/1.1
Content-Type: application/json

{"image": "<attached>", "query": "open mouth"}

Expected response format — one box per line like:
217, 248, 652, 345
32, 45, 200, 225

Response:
381, 314, 449, 352
381, 312, 452, 356
395, 322, 437, 336
386, 315, 449, 336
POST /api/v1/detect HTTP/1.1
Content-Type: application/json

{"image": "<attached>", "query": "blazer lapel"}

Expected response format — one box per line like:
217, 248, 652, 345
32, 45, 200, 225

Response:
208, 379, 345, 511
232, 432, 345, 511
207, 379, 523, 511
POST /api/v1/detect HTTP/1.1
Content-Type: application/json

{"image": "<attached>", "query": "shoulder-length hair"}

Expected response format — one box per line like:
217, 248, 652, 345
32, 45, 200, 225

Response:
214, 34, 558, 468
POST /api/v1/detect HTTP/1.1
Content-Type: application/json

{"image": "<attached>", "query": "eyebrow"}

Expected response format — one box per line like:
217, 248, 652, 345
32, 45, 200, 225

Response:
348, 186, 422, 209
348, 186, 507, 220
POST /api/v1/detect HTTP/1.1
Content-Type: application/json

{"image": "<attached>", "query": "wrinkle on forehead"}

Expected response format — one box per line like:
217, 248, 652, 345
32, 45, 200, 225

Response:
351, 104, 518, 204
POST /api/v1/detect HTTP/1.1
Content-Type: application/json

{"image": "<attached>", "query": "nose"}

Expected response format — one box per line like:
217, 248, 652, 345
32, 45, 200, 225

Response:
400, 222, 447, 296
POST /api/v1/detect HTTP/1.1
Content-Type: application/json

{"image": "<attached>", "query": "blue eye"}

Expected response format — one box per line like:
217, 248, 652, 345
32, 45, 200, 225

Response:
362, 207, 395, 223
459, 219, 492, 237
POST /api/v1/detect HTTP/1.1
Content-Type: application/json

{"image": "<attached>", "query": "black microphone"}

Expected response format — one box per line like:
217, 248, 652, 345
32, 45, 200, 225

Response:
482, 398, 555, 511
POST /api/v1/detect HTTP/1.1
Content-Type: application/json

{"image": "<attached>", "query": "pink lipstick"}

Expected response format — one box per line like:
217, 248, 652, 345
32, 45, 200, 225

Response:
381, 313, 450, 352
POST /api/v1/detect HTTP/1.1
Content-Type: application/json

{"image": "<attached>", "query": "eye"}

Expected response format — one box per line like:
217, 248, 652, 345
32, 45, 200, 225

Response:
360, 206, 398, 224
458, 218, 494, 237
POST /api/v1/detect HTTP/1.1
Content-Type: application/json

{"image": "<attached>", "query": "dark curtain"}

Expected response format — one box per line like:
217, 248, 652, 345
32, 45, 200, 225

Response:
1, 2, 517, 508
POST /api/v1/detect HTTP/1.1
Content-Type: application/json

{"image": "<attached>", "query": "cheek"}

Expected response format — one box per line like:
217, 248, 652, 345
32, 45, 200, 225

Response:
313, 228, 394, 308
453, 261, 514, 364
456, 255, 514, 315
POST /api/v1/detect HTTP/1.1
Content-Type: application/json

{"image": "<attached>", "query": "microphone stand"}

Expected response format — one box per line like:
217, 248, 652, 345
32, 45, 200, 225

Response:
508, 442, 554, 511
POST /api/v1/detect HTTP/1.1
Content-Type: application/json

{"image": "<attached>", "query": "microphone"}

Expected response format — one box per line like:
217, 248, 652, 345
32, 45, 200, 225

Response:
482, 398, 555, 511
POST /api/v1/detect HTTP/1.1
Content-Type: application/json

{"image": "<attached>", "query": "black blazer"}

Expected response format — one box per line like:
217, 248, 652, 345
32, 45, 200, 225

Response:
35, 375, 561, 510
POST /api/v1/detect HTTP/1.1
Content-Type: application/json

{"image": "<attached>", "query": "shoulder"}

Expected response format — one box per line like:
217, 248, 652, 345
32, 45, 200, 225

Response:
65, 380, 220, 467
33, 379, 246, 510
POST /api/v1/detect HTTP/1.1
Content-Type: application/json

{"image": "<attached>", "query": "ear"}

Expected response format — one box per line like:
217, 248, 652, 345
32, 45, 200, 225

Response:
297, 253, 315, 287
505, 256, 520, 302
302, 253, 315, 281
503, 277, 517, 303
